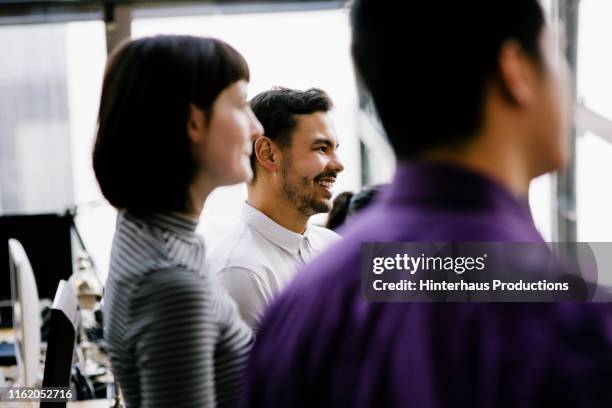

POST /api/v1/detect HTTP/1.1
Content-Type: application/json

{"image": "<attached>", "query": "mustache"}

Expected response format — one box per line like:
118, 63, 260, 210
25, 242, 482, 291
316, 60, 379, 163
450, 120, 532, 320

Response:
314, 171, 338, 182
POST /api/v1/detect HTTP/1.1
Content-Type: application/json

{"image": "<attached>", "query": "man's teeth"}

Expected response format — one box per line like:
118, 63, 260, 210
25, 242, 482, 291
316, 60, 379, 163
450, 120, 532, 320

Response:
317, 180, 334, 189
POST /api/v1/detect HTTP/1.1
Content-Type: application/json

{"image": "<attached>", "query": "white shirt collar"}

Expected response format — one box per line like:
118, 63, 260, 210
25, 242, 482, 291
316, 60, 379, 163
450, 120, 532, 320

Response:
242, 201, 312, 255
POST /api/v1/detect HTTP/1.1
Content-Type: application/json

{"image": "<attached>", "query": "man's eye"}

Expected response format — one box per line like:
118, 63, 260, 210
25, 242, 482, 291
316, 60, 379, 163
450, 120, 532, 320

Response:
317, 147, 327, 153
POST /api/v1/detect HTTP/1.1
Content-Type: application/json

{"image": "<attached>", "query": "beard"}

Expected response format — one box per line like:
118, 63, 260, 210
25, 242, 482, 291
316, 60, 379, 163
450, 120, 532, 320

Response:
280, 157, 332, 217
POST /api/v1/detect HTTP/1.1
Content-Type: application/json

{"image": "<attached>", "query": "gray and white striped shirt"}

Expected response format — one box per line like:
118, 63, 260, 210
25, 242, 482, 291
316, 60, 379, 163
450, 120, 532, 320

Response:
104, 211, 253, 408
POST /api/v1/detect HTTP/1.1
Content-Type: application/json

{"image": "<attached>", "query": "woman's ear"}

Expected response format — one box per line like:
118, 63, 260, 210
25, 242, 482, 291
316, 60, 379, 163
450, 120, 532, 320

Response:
254, 136, 278, 173
187, 104, 207, 144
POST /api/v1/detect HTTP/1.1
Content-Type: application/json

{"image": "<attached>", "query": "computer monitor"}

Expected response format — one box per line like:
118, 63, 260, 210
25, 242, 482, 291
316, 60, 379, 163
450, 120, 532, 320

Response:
0, 214, 73, 327
9, 238, 41, 387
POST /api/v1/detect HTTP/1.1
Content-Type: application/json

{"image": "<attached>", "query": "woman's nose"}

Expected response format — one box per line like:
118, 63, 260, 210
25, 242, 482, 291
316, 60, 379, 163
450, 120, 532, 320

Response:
249, 109, 264, 140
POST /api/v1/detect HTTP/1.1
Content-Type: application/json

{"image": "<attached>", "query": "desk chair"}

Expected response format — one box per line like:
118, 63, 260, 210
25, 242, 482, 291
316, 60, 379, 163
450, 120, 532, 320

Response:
41, 280, 79, 408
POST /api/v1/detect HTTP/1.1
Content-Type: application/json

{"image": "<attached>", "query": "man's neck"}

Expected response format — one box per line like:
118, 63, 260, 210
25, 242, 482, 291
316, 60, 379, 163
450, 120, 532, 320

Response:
420, 133, 532, 199
247, 185, 309, 234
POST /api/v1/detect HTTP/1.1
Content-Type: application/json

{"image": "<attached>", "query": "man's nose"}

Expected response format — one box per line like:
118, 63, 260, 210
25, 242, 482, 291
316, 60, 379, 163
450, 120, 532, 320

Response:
329, 155, 344, 174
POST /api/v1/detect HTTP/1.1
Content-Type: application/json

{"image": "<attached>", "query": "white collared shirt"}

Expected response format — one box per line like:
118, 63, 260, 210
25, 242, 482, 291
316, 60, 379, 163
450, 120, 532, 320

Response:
207, 202, 341, 328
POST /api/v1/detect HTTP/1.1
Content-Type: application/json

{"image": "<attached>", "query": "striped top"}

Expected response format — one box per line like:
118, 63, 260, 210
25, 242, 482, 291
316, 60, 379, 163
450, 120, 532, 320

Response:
104, 210, 253, 408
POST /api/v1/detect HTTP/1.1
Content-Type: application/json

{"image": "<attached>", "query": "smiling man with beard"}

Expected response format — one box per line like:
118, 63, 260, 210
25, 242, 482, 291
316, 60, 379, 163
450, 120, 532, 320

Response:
208, 87, 344, 329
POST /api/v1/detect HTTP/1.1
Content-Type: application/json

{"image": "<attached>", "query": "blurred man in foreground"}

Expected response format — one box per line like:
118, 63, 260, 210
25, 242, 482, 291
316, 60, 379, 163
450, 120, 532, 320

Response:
243, 1, 612, 407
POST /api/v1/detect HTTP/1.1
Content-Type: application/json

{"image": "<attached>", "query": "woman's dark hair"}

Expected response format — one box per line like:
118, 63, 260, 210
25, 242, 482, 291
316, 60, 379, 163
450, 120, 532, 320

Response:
325, 192, 354, 230
326, 184, 386, 231
351, 0, 545, 159
348, 185, 382, 215
93, 35, 249, 213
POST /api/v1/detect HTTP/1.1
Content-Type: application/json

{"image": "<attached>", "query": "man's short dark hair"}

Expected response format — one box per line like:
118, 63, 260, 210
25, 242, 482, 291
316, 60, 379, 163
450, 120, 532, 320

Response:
93, 35, 249, 213
249, 87, 333, 181
351, 0, 546, 159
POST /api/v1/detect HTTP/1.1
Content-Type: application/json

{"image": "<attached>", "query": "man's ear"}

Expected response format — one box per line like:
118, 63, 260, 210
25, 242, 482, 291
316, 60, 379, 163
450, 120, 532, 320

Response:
187, 104, 207, 144
254, 136, 278, 173
497, 40, 538, 107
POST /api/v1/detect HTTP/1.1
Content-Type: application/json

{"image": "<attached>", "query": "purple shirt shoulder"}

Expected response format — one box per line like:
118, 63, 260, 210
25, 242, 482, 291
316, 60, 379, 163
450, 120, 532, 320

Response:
243, 163, 612, 408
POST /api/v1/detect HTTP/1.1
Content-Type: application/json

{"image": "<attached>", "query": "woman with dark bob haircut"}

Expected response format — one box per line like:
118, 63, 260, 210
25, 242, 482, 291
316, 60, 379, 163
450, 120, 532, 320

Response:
94, 35, 262, 408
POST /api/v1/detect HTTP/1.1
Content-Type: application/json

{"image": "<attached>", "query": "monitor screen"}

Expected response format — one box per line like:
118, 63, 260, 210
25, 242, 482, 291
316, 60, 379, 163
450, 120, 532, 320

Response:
0, 214, 73, 327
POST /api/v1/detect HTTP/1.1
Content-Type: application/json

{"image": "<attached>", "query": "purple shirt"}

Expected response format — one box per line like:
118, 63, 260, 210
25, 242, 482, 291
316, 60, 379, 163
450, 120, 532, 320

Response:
243, 163, 612, 407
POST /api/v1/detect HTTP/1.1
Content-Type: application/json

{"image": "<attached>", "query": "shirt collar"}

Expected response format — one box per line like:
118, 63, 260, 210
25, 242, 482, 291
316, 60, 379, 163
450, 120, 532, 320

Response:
125, 210, 199, 237
242, 201, 308, 255
383, 161, 536, 225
